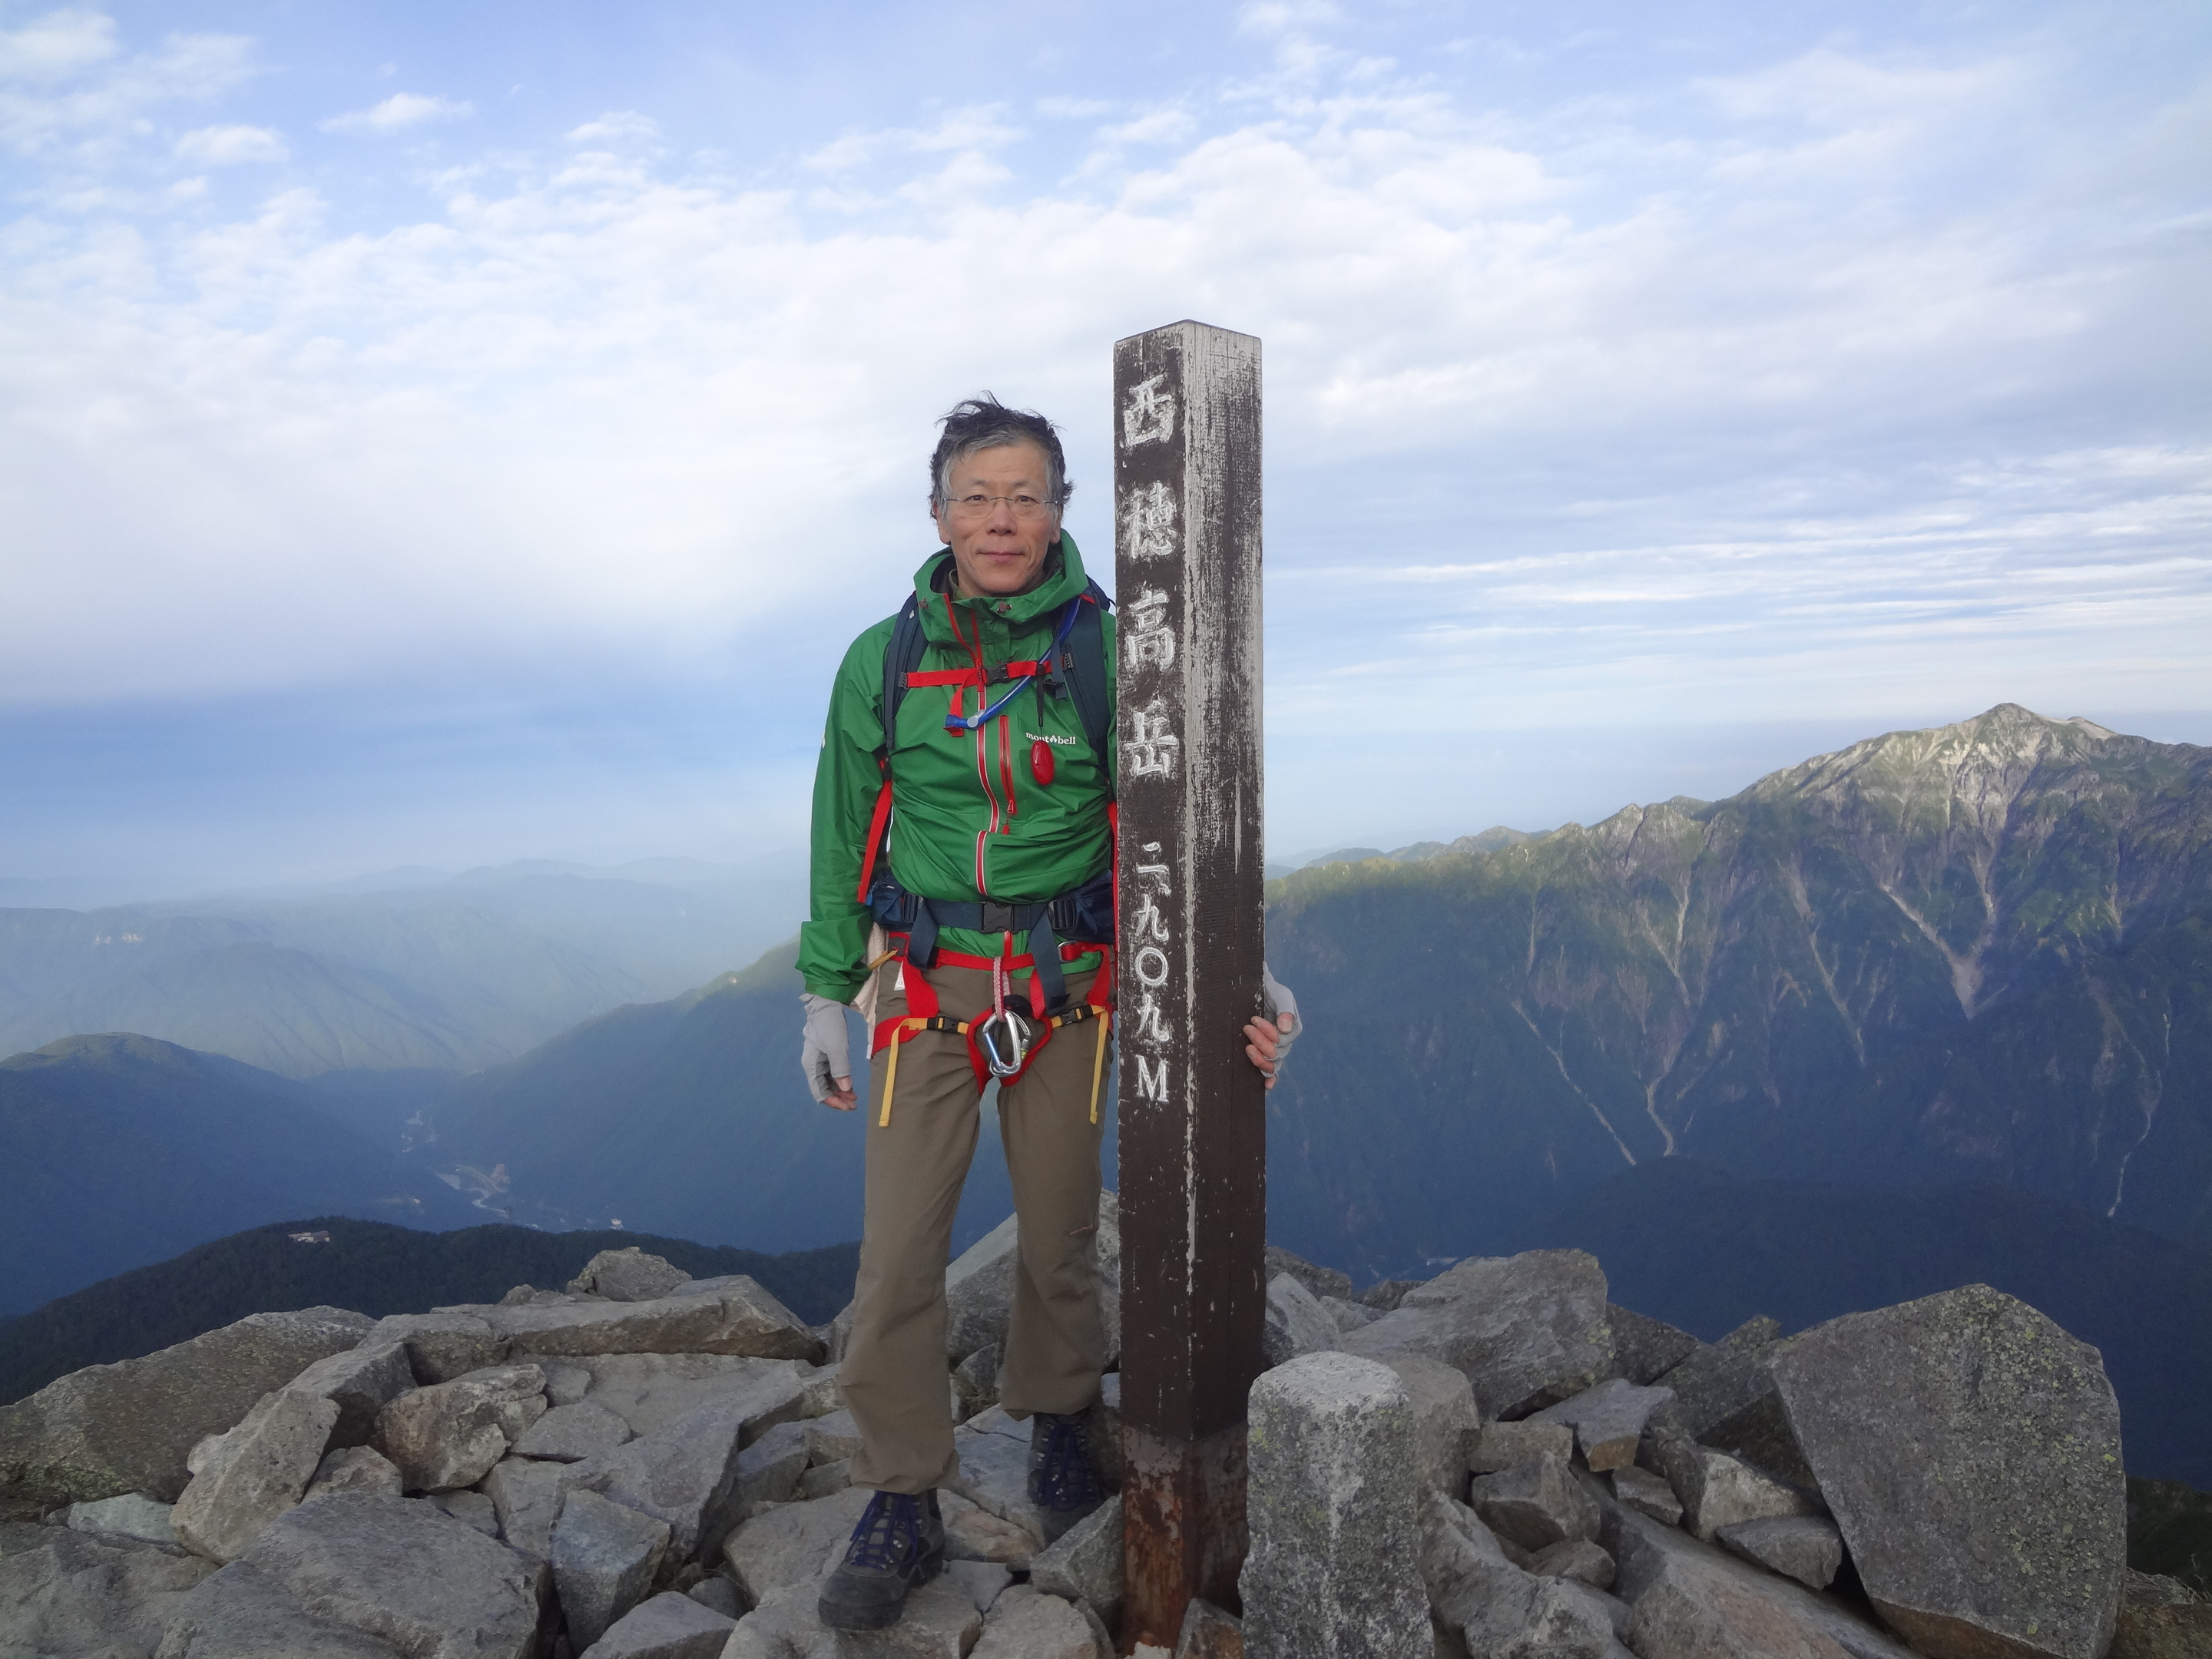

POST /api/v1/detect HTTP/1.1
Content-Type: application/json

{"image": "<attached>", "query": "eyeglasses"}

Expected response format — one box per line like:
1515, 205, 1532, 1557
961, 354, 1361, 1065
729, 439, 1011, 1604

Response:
941, 492, 1060, 523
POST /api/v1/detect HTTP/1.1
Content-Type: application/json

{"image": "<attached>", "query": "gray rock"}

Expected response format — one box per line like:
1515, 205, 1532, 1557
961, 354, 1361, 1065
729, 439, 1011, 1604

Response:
1240, 1351, 1429, 1659
1416, 1495, 1615, 1659
1359, 1279, 1421, 1312
801, 1409, 860, 1465
64, 1492, 178, 1548
1374, 1353, 1479, 1501
1605, 1306, 1699, 1387
581, 1589, 733, 1658
1651, 1334, 1809, 1486
304, 1444, 403, 1500
721, 1485, 873, 1604
570, 1392, 759, 1563
469, 1280, 822, 1363
154, 1557, 408, 1657
365, 1311, 511, 1384
822, 1303, 855, 1366
943, 1192, 1121, 1367
1470, 1418, 1575, 1475
543, 1364, 594, 1408
796, 1364, 843, 1419
1716, 1514, 1844, 1590
722, 1570, 981, 1657
1531, 1379, 1675, 1472
0, 1307, 373, 1503
1608, 1465, 1681, 1527
1471, 1452, 1601, 1553
173, 1389, 342, 1563
949, 1407, 1050, 1540
952, 1345, 1002, 1418
1767, 1284, 2126, 1659
1344, 1250, 1610, 1420
1029, 1492, 1123, 1626
1323, 1294, 1382, 1333
1263, 1244, 1353, 1303
946, 1558, 1013, 1615
736, 1419, 810, 1514
1665, 1444, 1816, 1542
0, 1519, 214, 1654
567, 1247, 694, 1303
233, 1491, 549, 1659
561, 1354, 810, 1440
942, 1486, 1041, 1569
283, 1342, 416, 1448
1176, 1597, 1244, 1659
482, 1454, 575, 1558
972, 1582, 1104, 1658
1605, 1504, 1913, 1659
514, 1401, 635, 1462
1720, 1316, 1782, 1351
796, 1459, 849, 1501
2113, 1571, 2212, 1659
1528, 1538, 1616, 1591
555, 1487, 672, 1647
1260, 1272, 1341, 1367
687, 1573, 745, 1619
371, 1363, 546, 1492
428, 1488, 501, 1537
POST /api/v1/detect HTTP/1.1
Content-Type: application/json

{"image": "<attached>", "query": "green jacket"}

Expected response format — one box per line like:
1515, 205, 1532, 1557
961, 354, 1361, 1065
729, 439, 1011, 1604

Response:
799, 535, 1118, 1003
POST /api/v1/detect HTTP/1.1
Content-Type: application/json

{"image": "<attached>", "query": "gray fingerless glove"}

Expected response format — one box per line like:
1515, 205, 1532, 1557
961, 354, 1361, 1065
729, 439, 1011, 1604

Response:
800, 992, 853, 1102
1261, 962, 1300, 1076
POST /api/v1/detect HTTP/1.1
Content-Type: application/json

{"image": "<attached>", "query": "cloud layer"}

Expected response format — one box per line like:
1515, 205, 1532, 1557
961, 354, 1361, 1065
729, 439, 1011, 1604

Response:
1, 2, 2207, 873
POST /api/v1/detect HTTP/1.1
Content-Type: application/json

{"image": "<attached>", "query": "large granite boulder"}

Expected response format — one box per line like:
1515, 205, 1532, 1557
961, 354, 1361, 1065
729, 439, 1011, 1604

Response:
172, 1388, 341, 1562
512, 1400, 634, 1462
583, 1588, 736, 1657
972, 1582, 1107, 1658
282, 1341, 416, 1448
553, 1487, 671, 1648
230, 1490, 549, 1659
64, 1492, 179, 1549
1607, 1504, 1914, 1659
1371, 1353, 1479, 1502
371, 1363, 547, 1492
363, 1312, 510, 1383
154, 1558, 407, 1657
1530, 1379, 1675, 1472
1469, 1451, 1601, 1552
466, 1280, 822, 1362
722, 1485, 874, 1605
567, 1247, 694, 1303
1606, 1306, 1698, 1386
1260, 1273, 1341, 1367
482, 1455, 575, 1558
943, 1191, 1121, 1366
1343, 1250, 1609, 1419
568, 1391, 759, 1562
1651, 1325, 1809, 1486
1416, 1494, 1616, 1659
1768, 1285, 2127, 1659
561, 1353, 810, 1439
1241, 1351, 1430, 1659
0, 1520, 214, 1655
0, 1306, 373, 1502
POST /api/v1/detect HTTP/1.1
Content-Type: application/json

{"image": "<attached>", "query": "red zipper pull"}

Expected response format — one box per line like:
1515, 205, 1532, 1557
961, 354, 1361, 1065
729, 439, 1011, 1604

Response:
1031, 738, 1056, 786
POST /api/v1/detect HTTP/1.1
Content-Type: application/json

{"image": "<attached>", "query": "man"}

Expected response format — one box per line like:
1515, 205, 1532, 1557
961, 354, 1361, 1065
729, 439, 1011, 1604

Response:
797, 396, 1296, 1631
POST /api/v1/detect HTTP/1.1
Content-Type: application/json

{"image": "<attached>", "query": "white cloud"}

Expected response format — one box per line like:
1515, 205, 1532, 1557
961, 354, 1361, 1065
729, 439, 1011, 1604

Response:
174, 122, 285, 164
568, 110, 659, 145
0, 19, 2204, 745
0, 8, 115, 81
320, 91, 472, 136
1035, 96, 1114, 120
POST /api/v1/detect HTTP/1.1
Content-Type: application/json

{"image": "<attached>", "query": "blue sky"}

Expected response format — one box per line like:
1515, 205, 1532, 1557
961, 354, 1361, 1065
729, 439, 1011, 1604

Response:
3, 0, 2208, 896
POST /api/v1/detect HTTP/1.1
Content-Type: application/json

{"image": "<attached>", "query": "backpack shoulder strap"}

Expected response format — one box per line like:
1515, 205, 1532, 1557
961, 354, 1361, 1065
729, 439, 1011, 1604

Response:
1063, 579, 1114, 777
882, 592, 927, 760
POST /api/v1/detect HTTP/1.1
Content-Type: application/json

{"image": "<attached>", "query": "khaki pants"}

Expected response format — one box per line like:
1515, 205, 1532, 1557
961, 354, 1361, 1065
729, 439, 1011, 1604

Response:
841, 959, 1111, 1495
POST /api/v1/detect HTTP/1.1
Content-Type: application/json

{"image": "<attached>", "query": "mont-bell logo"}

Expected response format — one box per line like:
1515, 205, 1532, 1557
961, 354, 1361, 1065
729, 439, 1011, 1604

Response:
1026, 732, 1077, 745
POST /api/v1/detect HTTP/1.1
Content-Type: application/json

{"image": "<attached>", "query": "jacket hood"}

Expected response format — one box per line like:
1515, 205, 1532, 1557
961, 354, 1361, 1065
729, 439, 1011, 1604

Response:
911, 531, 1091, 642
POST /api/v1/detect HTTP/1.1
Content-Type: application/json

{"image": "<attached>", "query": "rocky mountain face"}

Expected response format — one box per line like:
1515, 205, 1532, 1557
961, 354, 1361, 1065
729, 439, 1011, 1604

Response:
1264, 704, 2212, 1275
2, 1236, 2201, 1659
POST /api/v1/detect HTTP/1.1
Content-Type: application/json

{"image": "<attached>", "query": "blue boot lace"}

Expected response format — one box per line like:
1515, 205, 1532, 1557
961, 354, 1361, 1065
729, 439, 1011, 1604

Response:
1030, 1414, 1103, 1512
845, 1491, 926, 1571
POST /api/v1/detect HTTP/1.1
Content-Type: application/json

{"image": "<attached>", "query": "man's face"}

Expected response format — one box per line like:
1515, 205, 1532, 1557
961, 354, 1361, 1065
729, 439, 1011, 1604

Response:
931, 439, 1060, 598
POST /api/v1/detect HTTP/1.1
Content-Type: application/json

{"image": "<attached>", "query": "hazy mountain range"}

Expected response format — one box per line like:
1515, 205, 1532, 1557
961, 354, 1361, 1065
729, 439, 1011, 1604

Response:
0, 853, 803, 1078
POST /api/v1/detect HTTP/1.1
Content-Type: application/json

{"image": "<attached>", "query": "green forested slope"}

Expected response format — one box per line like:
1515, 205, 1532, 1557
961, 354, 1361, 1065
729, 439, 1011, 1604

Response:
0, 1217, 858, 1406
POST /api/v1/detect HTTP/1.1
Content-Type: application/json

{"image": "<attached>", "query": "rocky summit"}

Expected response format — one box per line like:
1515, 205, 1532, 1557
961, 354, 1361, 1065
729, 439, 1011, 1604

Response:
1, 1231, 2198, 1659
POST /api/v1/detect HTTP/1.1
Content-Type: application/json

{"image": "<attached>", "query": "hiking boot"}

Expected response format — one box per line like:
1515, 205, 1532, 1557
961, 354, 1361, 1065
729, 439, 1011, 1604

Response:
816, 1488, 945, 1631
1028, 1409, 1106, 1544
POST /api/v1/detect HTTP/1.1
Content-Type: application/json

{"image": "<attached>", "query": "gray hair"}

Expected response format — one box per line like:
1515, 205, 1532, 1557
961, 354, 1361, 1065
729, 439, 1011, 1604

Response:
929, 395, 1074, 511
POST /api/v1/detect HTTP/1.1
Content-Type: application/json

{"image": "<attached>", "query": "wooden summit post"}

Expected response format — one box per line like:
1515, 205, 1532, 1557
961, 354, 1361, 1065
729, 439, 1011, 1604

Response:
1113, 320, 1267, 1649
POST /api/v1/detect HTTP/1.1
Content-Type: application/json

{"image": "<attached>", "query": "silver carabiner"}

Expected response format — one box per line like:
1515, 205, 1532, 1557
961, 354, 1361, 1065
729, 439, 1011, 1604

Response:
976, 1007, 1032, 1079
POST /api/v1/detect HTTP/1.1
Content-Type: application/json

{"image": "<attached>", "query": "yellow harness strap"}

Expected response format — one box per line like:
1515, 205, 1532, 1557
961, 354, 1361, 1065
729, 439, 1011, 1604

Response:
877, 1016, 930, 1128
1087, 1015, 1111, 1124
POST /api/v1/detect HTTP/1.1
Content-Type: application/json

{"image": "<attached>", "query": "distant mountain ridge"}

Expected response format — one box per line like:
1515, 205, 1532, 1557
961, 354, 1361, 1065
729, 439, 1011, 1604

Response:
1262, 704, 2212, 1274
0, 853, 805, 1078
